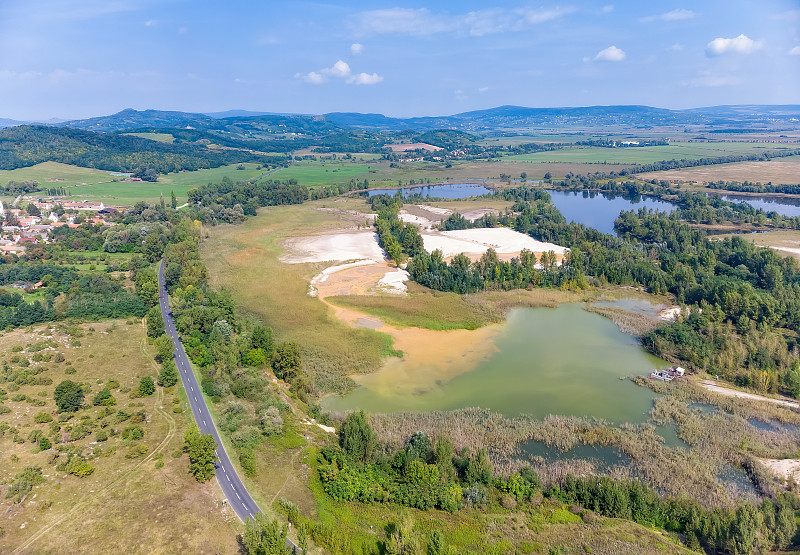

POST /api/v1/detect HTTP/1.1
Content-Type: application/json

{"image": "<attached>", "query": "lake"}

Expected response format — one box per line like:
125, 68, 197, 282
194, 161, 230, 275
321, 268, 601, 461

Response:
367, 183, 494, 198
721, 194, 800, 218
547, 190, 677, 235
323, 304, 667, 424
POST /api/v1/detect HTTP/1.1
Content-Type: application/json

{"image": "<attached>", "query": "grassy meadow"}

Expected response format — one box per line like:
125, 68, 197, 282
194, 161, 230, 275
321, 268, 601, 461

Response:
0, 320, 240, 554
201, 197, 394, 394
0, 162, 118, 189
122, 132, 176, 143
268, 161, 371, 186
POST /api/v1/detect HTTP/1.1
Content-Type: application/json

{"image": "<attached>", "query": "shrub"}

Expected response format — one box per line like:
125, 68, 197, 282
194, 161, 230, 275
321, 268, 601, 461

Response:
71, 462, 94, 477
138, 376, 155, 397
92, 387, 116, 407
122, 426, 144, 440
34, 411, 53, 423
54, 380, 84, 412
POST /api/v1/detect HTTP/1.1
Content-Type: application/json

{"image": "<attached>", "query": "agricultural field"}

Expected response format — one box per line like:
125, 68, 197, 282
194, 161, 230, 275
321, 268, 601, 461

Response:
0, 320, 240, 554
63, 163, 267, 205
0, 162, 120, 189
122, 132, 176, 143
503, 142, 800, 165
267, 161, 371, 187
638, 156, 800, 186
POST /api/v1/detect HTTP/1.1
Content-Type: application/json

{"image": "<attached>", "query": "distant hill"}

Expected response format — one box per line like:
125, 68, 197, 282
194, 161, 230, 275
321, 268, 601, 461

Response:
0, 117, 28, 129
58, 108, 212, 132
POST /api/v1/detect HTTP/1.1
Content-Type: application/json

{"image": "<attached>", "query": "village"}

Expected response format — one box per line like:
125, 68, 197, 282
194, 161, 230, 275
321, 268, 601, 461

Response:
0, 197, 118, 256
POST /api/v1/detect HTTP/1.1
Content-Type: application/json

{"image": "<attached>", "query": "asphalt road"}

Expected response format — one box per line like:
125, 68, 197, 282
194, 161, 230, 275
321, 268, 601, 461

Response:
158, 261, 261, 522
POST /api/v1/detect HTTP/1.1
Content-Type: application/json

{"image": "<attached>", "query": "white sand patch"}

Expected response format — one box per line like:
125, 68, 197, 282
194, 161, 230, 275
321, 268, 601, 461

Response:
377, 268, 410, 294
398, 211, 434, 229
309, 260, 377, 297
759, 458, 800, 484
773, 246, 800, 256
281, 231, 384, 264
421, 227, 566, 258
461, 209, 501, 222
658, 306, 682, 321
416, 204, 451, 216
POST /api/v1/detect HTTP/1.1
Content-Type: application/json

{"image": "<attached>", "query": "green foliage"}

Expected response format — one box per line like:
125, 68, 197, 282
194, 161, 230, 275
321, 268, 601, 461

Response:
54, 380, 84, 413
183, 424, 216, 482
138, 376, 155, 397
5, 466, 45, 502
242, 513, 292, 555
154, 334, 174, 363
339, 410, 378, 463
34, 411, 53, 423
71, 462, 95, 478
92, 387, 116, 406
272, 342, 302, 382
146, 305, 165, 338
158, 359, 179, 387
38, 436, 52, 451
122, 425, 144, 440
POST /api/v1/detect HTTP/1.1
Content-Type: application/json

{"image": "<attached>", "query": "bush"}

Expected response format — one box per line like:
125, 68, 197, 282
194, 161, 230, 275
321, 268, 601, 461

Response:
54, 380, 83, 412
122, 426, 144, 440
95, 430, 108, 442
34, 411, 53, 423
71, 462, 94, 477
138, 376, 155, 397
92, 387, 116, 407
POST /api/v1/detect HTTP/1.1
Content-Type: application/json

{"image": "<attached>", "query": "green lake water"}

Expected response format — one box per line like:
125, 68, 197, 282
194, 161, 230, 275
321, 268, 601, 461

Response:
323, 304, 669, 424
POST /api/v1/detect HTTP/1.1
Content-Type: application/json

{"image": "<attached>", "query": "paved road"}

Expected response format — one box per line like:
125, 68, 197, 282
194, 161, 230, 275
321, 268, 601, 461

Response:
158, 261, 261, 522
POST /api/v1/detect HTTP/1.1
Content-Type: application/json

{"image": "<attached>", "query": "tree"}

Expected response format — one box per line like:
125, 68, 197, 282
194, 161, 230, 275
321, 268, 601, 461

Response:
158, 359, 179, 387
339, 410, 378, 463
171, 190, 177, 209
729, 503, 761, 555
272, 342, 302, 382
139, 376, 155, 397
242, 513, 292, 554
184, 424, 216, 482
165, 262, 182, 289
92, 387, 116, 406
26, 203, 41, 216
154, 334, 174, 362
54, 380, 84, 413
465, 449, 492, 486
251, 325, 275, 356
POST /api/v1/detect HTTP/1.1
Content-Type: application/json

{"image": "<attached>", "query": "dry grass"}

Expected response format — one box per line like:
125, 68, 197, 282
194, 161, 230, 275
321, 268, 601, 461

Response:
583, 305, 663, 336
0, 320, 240, 554
638, 157, 800, 186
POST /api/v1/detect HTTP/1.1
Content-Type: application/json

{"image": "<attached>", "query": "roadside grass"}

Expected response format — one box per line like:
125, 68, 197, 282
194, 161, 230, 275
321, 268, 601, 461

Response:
122, 132, 175, 143
0, 319, 239, 554
327, 284, 589, 331
201, 199, 394, 394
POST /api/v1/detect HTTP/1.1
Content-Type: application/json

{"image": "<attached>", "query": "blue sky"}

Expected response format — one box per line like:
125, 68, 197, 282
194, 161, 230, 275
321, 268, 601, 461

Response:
1, 0, 798, 120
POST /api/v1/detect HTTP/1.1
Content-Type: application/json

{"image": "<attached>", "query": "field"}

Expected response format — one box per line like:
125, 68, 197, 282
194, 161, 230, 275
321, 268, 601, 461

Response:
0, 320, 240, 554
122, 132, 176, 143
0, 162, 119, 189
201, 197, 394, 394
638, 156, 800, 186
503, 142, 800, 165
268, 161, 371, 186
713, 230, 800, 261
63, 163, 266, 205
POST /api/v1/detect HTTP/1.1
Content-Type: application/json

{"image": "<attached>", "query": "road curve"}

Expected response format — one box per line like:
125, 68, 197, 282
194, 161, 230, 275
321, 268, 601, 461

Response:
158, 261, 261, 522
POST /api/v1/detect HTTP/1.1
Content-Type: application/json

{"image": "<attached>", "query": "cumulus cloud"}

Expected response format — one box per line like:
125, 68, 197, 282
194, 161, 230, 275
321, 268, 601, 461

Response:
593, 45, 626, 62
705, 34, 762, 56
350, 43, 363, 55
350, 6, 573, 37
789, 46, 800, 56
640, 9, 697, 23
295, 60, 383, 85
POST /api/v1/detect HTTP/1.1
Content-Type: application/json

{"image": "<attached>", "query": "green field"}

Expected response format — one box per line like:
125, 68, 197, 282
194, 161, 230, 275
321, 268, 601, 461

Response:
122, 132, 175, 143
0, 162, 119, 188
267, 161, 371, 186
505, 142, 800, 164
64, 163, 267, 205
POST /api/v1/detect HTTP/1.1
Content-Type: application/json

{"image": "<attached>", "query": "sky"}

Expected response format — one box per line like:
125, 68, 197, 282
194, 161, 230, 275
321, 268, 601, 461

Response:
0, 0, 799, 120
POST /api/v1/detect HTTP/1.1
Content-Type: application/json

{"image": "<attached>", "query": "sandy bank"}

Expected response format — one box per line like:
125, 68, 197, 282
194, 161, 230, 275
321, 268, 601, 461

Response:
759, 458, 800, 484
280, 231, 385, 263
701, 380, 799, 408
422, 227, 567, 258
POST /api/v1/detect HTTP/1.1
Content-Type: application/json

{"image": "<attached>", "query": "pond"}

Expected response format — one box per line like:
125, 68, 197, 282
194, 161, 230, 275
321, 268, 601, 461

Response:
521, 441, 629, 471
323, 304, 669, 424
367, 183, 494, 198
721, 194, 800, 218
547, 190, 677, 235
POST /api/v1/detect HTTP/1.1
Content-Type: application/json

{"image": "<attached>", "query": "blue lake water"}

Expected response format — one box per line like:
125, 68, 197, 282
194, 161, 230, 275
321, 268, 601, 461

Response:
721, 194, 800, 218
547, 190, 677, 235
367, 183, 493, 198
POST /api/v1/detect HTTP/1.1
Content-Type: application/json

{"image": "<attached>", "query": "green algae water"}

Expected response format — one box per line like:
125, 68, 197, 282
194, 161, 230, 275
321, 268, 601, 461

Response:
323, 304, 668, 424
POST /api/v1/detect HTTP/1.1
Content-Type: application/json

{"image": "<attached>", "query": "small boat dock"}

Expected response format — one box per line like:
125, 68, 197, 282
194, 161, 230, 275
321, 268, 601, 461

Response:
649, 366, 686, 382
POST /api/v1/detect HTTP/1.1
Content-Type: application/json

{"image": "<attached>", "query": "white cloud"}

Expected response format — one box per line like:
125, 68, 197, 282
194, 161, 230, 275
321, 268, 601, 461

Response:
296, 60, 383, 85
789, 46, 800, 56
177, 26, 188, 35
602, 5, 614, 13
350, 43, 363, 55
705, 34, 762, 56
144, 19, 155, 27
350, 6, 573, 37
478, 86, 489, 93
669, 43, 683, 51
593, 45, 626, 62
640, 9, 697, 23
257, 36, 281, 45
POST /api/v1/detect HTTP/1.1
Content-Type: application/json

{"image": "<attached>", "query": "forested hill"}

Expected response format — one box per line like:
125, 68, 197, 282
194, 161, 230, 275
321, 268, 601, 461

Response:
0, 125, 284, 172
